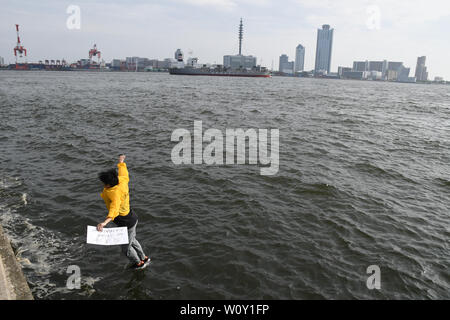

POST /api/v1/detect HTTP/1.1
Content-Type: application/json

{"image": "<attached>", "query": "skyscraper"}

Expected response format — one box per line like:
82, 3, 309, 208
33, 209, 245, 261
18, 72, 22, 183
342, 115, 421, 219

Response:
294, 44, 305, 73
415, 56, 428, 81
314, 24, 334, 74
279, 54, 288, 71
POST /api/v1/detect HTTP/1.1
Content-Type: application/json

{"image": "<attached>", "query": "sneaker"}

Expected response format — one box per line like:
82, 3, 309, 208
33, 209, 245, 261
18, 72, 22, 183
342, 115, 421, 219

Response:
132, 260, 147, 270
142, 256, 150, 264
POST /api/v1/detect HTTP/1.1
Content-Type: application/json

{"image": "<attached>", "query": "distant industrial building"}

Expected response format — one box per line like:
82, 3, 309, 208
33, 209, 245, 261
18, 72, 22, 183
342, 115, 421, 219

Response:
342, 71, 364, 80
294, 44, 305, 73
386, 69, 398, 81
415, 56, 428, 81
353, 60, 387, 74
353, 61, 368, 72
279, 54, 294, 74
314, 24, 334, 74
387, 61, 403, 72
0, 56, 4, 66
223, 55, 257, 69
397, 66, 411, 82
110, 59, 123, 70
349, 59, 416, 82
109, 56, 175, 71
368, 61, 385, 73
338, 66, 352, 77
367, 71, 383, 80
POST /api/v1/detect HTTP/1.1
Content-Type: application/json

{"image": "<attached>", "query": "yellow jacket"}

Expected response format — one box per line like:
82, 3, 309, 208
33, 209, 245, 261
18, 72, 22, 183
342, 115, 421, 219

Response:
101, 162, 130, 221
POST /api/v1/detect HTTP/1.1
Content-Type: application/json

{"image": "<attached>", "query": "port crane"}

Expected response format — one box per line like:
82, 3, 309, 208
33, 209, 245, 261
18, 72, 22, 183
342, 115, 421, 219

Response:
89, 44, 101, 64
13, 24, 27, 68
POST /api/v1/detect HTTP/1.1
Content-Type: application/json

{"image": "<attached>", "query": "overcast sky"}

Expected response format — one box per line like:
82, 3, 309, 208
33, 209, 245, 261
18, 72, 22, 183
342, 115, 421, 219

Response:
1, 0, 449, 79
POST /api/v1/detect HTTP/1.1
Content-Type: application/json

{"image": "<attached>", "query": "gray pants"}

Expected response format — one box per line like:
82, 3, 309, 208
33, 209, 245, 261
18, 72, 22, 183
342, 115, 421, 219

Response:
121, 221, 146, 264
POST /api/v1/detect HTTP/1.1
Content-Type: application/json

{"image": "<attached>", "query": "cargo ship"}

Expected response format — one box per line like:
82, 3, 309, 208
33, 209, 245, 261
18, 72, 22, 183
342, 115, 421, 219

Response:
169, 19, 271, 78
169, 65, 271, 77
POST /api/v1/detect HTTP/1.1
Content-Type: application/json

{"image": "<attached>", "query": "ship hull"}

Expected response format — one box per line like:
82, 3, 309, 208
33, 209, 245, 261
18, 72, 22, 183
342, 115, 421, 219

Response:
169, 68, 271, 78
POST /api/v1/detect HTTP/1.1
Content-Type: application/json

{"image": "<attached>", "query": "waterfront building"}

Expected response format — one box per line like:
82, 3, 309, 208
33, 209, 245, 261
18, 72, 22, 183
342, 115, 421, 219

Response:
223, 55, 257, 69
314, 24, 334, 74
397, 66, 411, 82
338, 66, 352, 77
381, 60, 388, 77
279, 54, 294, 74
279, 54, 288, 72
368, 61, 384, 73
415, 56, 428, 81
285, 61, 294, 74
386, 69, 398, 81
111, 59, 121, 68
294, 44, 305, 73
342, 71, 364, 80
367, 71, 383, 80
148, 59, 159, 67
387, 61, 403, 72
353, 61, 368, 72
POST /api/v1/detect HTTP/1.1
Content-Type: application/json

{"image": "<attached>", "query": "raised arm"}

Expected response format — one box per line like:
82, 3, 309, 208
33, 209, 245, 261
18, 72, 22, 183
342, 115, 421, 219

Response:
117, 154, 129, 183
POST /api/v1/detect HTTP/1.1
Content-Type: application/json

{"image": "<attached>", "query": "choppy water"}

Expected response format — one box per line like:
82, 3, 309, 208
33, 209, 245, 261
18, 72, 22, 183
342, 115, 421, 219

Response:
0, 70, 449, 299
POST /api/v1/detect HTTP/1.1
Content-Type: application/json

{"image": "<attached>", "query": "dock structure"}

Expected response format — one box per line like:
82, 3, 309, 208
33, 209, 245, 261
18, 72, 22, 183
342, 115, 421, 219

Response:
0, 225, 33, 300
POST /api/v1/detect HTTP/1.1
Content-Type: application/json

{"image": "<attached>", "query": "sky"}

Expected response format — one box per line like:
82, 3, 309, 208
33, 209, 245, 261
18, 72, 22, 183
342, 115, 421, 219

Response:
1, 0, 450, 79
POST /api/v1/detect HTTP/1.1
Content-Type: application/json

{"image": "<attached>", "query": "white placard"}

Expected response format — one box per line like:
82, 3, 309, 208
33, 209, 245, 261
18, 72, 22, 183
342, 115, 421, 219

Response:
86, 226, 129, 245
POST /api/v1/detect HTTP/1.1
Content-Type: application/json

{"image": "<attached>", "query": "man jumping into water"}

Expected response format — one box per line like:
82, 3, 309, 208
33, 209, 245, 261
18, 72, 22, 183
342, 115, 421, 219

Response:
97, 154, 150, 269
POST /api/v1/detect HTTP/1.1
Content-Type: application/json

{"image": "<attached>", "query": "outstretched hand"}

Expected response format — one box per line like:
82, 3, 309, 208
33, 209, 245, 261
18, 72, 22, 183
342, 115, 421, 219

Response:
119, 154, 126, 163
97, 222, 105, 232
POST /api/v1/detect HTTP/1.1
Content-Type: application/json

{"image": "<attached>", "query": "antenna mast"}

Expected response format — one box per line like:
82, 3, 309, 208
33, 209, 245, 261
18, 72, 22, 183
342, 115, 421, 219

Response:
238, 18, 243, 55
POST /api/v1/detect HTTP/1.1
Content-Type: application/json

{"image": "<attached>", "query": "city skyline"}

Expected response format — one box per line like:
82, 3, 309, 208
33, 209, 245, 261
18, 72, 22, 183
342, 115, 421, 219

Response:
0, 1, 449, 79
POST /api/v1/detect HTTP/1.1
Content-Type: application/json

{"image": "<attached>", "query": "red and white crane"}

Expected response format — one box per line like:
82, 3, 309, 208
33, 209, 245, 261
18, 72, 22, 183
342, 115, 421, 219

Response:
89, 44, 101, 64
13, 24, 27, 65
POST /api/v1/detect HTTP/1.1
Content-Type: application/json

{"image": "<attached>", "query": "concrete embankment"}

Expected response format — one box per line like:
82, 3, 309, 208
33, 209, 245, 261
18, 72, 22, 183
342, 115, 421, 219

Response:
0, 225, 33, 300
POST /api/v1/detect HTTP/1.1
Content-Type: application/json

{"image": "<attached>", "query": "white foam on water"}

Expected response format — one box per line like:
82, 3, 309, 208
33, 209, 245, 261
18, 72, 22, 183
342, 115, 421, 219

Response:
0, 177, 82, 299
46, 275, 102, 298
21, 193, 27, 205
0, 176, 22, 189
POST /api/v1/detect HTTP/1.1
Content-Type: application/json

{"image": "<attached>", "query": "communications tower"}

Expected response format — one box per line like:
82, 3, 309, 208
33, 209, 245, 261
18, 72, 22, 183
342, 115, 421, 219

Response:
238, 18, 243, 55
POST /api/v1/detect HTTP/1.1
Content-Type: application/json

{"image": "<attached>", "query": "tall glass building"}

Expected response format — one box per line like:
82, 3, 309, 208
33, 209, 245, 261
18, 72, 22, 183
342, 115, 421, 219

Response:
295, 44, 305, 73
415, 56, 428, 81
314, 24, 334, 74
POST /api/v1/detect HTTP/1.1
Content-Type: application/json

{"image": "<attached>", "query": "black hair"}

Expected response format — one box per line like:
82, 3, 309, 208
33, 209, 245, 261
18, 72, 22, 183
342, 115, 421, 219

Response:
98, 168, 119, 187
